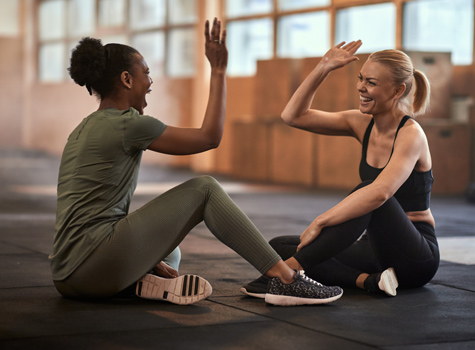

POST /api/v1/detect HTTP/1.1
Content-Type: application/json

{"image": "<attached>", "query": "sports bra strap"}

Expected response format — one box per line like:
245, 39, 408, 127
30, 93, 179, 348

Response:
362, 115, 412, 168
361, 118, 374, 159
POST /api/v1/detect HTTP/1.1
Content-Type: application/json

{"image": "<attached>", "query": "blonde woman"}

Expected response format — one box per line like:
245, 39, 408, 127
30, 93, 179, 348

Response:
242, 41, 439, 298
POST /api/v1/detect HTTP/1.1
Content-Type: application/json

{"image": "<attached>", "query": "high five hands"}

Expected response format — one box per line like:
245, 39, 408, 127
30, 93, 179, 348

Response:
321, 40, 363, 71
204, 18, 228, 73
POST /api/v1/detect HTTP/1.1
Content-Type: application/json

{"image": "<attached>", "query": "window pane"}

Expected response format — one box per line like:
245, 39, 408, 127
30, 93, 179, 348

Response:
99, 0, 126, 27
167, 28, 195, 77
0, 0, 20, 36
130, 0, 166, 30
39, 0, 65, 41
227, 18, 273, 76
39, 43, 65, 82
68, 0, 95, 37
277, 12, 329, 59
278, 0, 330, 11
403, 0, 473, 65
336, 3, 396, 53
168, 0, 197, 25
226, 0, 273, 18
132, 31, 165, 78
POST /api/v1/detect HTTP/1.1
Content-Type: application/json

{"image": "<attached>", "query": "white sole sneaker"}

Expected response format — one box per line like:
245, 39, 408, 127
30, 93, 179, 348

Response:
378, 268, 398, 297
264, 290, 343, 306
136, 274, 212, 305
240, 287, 266, 299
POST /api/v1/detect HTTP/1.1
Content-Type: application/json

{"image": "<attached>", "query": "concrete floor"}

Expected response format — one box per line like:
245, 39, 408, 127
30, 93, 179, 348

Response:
0, 148, 474, 350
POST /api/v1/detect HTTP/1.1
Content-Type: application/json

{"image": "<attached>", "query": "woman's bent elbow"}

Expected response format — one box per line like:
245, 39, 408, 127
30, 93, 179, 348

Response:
281, 111, 296, 126
208, 138, 221, 150
374, 188, 394, 207
365, 183, 393, 207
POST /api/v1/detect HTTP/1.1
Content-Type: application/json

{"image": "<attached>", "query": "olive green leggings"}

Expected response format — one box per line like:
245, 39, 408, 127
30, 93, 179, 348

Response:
54, 176, 281, 298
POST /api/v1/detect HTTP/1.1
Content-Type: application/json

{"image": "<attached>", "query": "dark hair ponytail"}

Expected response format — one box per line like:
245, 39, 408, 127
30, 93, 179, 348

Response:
68, 37, 139, 99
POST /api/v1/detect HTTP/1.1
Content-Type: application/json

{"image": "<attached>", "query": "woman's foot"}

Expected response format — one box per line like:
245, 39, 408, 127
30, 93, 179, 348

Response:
364, 268, 398, 296
266, 270, 343, 306
242, 271, 343, 306
240, 275, 270, 299
136, 273, 212, 305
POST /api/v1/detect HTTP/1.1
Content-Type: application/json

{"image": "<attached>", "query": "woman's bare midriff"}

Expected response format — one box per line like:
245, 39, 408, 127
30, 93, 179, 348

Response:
406, 208, 435, 228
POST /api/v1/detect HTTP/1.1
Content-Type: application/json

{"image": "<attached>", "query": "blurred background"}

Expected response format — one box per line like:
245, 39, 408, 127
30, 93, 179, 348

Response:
0, 0, 474, 195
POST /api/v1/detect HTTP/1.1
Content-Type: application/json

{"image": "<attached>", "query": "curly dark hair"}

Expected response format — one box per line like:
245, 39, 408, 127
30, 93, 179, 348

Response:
68, 37, 140, 99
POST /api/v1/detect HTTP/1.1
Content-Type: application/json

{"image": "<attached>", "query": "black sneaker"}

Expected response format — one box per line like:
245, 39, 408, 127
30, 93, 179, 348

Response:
136, 274, 212, 305
265, 270, 343, 306
240, 275, 270, 299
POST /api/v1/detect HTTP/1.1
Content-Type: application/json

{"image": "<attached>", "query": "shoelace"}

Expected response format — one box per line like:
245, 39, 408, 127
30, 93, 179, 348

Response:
298, 270, 324, 287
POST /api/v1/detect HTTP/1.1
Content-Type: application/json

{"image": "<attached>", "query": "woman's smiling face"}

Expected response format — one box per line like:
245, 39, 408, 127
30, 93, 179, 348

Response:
357, 60, 401, 116
129, 54, 153, 114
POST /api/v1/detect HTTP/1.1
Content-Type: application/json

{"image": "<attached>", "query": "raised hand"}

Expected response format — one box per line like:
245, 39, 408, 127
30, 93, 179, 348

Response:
204, 18, 228, 73
320, 40, 362, 72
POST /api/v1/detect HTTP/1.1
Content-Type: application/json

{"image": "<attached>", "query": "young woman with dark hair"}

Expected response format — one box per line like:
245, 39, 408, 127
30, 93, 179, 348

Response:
49, 19, 343, 306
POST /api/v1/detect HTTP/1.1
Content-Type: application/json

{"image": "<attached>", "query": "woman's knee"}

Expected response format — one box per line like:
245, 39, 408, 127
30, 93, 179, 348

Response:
192, 175, 220, 189
268, 236, 281, 250
269, 236, 290, 249
350, 180, 373, 194
269, 236, 299, 260
191, 175, 225, 195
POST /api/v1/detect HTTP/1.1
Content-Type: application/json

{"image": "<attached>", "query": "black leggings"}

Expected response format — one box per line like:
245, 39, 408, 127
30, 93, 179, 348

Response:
270, 181, 439, 289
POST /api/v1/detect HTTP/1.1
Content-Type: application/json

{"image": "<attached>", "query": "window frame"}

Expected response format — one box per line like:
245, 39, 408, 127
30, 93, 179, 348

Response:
35, 0, 198, 83
222, 0, 475, 76
35, 0, 475, 81
223, 0, 333, 60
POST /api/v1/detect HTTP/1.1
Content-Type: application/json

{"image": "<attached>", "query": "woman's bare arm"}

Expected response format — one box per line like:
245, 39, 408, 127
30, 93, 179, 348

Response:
147, 18, 228, 155
297, 123, 427, 251
282, 41, 365, 139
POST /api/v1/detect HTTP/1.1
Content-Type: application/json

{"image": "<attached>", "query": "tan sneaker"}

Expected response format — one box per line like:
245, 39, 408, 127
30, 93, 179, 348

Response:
136, 274, 212, 305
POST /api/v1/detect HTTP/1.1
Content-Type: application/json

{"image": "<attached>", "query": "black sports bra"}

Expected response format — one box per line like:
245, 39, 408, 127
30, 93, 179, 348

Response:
359, 115, 433, 212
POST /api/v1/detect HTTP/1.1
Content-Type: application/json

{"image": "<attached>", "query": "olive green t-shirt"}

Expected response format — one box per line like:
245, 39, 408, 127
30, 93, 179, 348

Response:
49, 108, 167, 281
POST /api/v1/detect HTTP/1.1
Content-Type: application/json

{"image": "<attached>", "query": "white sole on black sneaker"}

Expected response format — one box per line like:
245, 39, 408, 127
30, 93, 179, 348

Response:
240, 287, 265, 299
136, 274, 212, 305
265, 290, 343, 306
378, 268, 398, 297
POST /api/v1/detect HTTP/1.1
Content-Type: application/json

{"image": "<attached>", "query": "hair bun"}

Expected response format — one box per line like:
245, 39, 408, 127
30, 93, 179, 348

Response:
68, 37, 107, 90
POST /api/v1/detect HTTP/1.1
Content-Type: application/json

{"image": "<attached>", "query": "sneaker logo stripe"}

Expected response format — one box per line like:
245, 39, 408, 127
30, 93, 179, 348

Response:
188, 275, 194, 296
194, 277, 199, 295
182, 275, 188, 296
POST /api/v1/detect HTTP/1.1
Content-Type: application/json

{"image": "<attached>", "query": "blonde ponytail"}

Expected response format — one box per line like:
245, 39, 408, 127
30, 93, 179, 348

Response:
412, 69, 431, 117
